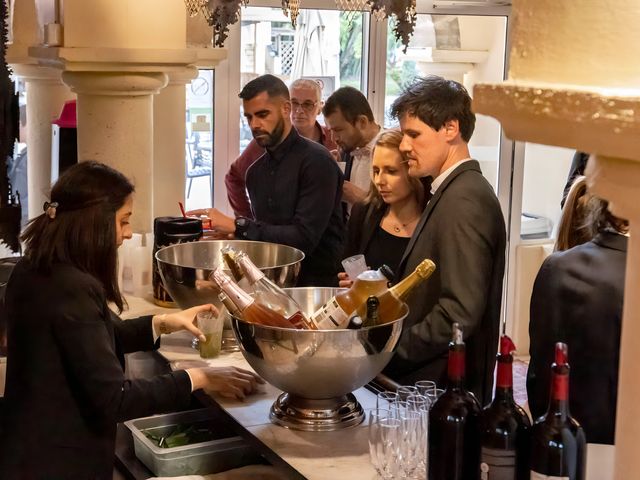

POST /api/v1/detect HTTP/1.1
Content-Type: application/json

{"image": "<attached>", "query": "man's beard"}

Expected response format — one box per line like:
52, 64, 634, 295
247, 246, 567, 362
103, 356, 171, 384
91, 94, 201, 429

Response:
252, 116, 285, 148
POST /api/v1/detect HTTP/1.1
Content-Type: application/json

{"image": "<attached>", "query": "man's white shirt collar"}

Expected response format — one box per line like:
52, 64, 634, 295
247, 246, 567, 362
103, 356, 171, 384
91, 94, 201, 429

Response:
430, 158, 473, 196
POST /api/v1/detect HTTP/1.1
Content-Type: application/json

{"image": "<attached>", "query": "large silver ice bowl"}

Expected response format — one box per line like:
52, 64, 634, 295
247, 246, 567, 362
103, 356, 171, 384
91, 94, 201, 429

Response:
231, 287, 407, 431
155, 240, 304, 350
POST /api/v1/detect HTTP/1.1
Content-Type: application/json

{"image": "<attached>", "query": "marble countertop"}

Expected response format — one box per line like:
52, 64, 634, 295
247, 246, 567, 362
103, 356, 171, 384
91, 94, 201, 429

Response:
156, 330, 378, 480
122, 294, 615, 480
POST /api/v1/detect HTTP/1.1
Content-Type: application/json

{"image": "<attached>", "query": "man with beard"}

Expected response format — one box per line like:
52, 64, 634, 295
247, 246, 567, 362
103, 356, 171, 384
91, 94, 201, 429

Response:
323, 87, 381, 212
225, 78, 336, 218
188, 75, 344, 286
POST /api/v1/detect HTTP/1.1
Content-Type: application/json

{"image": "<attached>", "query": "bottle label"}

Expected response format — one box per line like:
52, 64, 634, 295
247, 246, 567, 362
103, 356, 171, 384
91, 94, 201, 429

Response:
530, 471, 569, 480
480, 447, 515, 480
309, 298, 349, 329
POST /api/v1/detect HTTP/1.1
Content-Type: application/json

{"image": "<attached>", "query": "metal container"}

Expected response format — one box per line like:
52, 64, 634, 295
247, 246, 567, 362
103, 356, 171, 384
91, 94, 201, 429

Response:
155, 240, 304, 350
125, 408, 263, 477
231, 287, 407, 431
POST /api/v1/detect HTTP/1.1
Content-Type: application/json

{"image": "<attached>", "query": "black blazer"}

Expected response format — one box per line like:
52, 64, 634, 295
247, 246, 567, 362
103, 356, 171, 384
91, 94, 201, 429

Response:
0, 260, 192, 479
343, 200, 387, 259
527, 232, 627, 444
384, 160, 506, 406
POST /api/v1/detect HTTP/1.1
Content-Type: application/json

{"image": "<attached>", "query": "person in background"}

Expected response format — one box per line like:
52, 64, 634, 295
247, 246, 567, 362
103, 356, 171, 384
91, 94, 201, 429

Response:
383, 76, 506, 406
0, 161, 263, 479
554, 175, 593, 251
339, 129, 425, 287
527, 183, 628, 444
225, 78, 336, 218
188, 74, 344, 286
323, 86, 381, 212
561, 151, 590, 208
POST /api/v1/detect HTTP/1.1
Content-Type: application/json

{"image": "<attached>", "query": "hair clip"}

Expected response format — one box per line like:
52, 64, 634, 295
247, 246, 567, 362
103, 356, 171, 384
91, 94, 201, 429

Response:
43, 201, 59, 219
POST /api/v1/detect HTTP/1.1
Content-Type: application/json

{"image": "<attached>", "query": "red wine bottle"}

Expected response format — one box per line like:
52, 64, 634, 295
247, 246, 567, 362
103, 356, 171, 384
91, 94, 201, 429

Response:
429, 322, 481, 480
530, 343, 586, 480
479, 335, 531, 480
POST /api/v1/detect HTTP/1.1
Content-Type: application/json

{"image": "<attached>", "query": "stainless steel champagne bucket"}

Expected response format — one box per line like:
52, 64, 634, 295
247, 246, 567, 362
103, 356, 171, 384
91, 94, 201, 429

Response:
231, 287, 407, 431
155, 241, 304, 350
155, 240, 304, 308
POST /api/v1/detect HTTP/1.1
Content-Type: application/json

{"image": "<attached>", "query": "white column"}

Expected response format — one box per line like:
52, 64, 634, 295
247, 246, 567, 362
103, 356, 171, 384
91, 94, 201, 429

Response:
9, 65, 74, 219
152, 67, 198, 218
61, 71, 167, 234
586, 155, 640, 480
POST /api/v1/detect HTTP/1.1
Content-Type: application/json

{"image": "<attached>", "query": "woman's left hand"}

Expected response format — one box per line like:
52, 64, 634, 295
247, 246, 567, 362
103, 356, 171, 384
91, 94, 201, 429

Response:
153, 304, 217, 341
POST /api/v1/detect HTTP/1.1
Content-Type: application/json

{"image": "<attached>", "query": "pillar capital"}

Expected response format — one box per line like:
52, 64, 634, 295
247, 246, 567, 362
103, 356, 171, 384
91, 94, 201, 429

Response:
61, 71, 168, 97
8, 62, 64, 85
166, 67, 199, 86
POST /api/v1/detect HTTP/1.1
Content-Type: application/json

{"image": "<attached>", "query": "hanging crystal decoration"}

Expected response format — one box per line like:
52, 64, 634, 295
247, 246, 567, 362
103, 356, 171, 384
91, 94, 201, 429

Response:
367, 0, 416, 51
184, 0, 203, 17
200, 0, 248, 47
282, 0, 301, 28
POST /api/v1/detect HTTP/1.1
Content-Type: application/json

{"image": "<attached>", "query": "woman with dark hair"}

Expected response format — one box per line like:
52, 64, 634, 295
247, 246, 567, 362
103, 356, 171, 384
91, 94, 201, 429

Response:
339, 129, 425, 287
527, 190, 629, 444
0, 161, 262, 479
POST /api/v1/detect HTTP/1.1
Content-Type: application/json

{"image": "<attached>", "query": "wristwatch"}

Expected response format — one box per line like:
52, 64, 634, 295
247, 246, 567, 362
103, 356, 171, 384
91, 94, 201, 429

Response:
234, 217, 251, 238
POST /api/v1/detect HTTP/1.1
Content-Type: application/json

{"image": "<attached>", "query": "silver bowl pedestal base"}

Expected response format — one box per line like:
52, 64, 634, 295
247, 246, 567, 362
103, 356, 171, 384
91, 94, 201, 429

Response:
269, 392, 365, 431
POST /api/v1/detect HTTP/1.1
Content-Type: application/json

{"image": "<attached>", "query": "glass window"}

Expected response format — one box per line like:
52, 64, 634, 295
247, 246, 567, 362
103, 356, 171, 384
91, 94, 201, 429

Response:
521, 143, 576, 240
239, 6, 365, 150
185, 69, 214, 210
383, 14, 507, 191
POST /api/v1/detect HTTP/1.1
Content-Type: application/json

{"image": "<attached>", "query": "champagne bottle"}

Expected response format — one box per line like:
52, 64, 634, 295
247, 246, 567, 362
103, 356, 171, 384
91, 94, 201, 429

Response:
361, 296, 380, 327
219, 292, 240, 317
429, 322, 481, 480
479, 335, 531, 480
346, 314, 363, 330
356, 258, 436, 323
530, 343, 586, 480
210, 269, 297, 329
308, 268, 389, 329
234, 250, 313, 330
221, 246, 251, 291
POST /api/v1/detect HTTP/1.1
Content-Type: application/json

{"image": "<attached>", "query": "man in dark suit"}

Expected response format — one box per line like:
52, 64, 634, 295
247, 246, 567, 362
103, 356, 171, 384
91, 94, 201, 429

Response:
383, 76, 506, 406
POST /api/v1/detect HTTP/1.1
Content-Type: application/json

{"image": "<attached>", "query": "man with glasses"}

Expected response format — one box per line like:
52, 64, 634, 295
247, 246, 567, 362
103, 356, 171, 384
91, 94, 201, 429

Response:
189, 74, 344, 287
225, 78, 336, 218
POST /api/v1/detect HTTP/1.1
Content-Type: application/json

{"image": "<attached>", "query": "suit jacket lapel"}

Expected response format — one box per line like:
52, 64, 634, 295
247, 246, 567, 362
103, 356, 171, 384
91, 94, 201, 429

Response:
397, 160, 482, 277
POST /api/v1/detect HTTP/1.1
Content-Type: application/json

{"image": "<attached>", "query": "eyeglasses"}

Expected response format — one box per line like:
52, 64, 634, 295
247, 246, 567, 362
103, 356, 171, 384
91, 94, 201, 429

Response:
291, 100, 318, 112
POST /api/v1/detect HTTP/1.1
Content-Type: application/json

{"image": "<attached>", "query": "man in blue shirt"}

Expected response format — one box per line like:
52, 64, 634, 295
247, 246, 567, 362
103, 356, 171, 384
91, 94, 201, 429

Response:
190, 75, 344, 286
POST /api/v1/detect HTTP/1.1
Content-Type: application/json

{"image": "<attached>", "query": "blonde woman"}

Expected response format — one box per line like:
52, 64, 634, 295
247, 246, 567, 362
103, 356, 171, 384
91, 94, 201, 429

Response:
339, 129, 425, 287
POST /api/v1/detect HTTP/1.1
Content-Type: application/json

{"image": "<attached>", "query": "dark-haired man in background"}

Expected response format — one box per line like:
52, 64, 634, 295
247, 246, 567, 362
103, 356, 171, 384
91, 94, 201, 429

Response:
188, 74, 344, 286
384, 75, 506, 405
323, 86, 381, 212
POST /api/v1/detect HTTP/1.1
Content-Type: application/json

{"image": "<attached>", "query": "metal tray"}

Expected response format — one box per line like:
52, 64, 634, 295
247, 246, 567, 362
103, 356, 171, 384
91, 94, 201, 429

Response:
125, 408, 262, 477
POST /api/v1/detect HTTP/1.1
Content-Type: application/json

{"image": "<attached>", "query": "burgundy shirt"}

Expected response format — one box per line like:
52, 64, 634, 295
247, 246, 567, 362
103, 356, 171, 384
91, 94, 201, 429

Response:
225, 123, 337, 218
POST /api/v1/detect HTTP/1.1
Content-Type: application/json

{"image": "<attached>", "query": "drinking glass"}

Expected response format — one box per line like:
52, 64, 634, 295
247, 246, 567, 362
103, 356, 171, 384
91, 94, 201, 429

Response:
197, 310, 224, 358
415, 380, 436, 397
367, 408, 391, 476
377, 417, 401, 480
397, 410, 421, 478
389, 400, 409, 420
406, 394, 430, 413
376, 391, 399, 410
397, 385, 418, 401
341, 254, 368, 280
